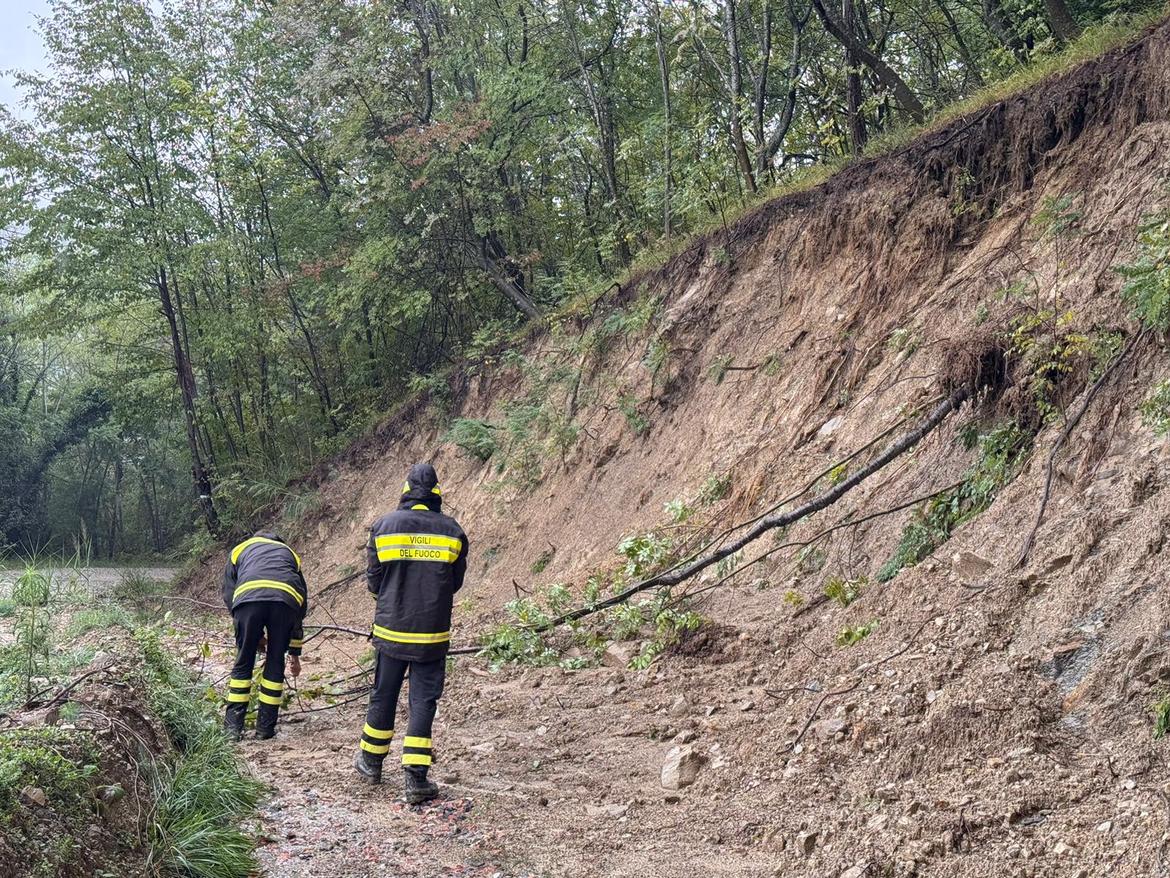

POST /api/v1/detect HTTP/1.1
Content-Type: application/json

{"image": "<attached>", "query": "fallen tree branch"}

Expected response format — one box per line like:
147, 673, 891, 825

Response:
537, 389, 969, 630
1015, 330, 1145, 568
679, 478, 968, 604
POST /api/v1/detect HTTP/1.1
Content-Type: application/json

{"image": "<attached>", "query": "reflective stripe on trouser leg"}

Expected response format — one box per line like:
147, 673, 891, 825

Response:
225, 677, 252, 704
360, 723, 394, 757
402, 735, 433, 767
258, 676, 283, 706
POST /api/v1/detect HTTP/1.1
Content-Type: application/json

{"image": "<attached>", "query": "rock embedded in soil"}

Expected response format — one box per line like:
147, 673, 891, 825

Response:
660, 745, 704, 790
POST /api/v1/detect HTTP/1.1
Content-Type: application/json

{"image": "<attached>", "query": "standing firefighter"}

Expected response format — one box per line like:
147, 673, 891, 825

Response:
354, 463, 468, 804
221, 532, 308, 741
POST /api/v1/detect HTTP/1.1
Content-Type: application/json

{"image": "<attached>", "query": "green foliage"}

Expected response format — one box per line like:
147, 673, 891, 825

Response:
878, 423, 1031, 581
1154, 694, 1170, 739
1140, 380, 1170, 436
888, 327, 921, 355
1008, 309, 1090, 421
618, 395, 650, 436
824, 574, 867, 607
445, 419, 499, 462
664, 498, 693, 524
827, 463, 849, 486
707, 355, 732, 385
696, 473, 732, 506
714, 551, 744, 579
136, 631, 261, 877
1118, 208, 1170, 331
1032, 193, 1083, 238
837, 621, 878, 646
782, 589, 804, 607
113, 571, 168, 608
12, 569, 50, 607
67, 604, 134, 638
530, 548, 555, 575
617, 532, 673, 579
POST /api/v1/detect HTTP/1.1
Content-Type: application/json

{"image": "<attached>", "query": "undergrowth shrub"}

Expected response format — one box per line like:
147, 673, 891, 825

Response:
445, 418, 499, 461
824, 574, 867, 607
1141, 379, 1170, 436
838, 621, 878, 647
137, 630, 261, 878
878, 423, 1030, 582
1118, 207, 1170, 331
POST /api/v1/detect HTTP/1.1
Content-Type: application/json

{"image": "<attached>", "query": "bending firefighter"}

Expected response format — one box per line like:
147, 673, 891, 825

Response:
354, 463, 468, 804
222, 532, 308, 741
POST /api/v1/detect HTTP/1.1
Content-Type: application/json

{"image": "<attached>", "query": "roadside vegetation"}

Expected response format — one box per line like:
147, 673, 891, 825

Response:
0, 563, 260, 877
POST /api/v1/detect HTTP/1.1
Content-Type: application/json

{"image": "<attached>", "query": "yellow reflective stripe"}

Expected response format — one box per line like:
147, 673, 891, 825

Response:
364, 724, 394, 740
230, 537, 302, 569
372, 625, 450, 645
410, 504, 429, 510
376, 547, 458, 563
431, 485, 442, 495
233, 580, 305, 606
258, 693, 283, 705
225, 693, 251, 703
228, 678, 252, 688
361, 740, 391, 755
375, 533, 462, 553
289, 639, 304, 648
403, 736, 432, 748
260, 677, 283, 691
402, 481, 410, 493
402, 753, 433, 766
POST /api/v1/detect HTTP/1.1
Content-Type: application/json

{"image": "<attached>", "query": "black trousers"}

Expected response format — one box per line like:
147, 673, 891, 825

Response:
359, 651, 446, 774
225, 601, 295, 731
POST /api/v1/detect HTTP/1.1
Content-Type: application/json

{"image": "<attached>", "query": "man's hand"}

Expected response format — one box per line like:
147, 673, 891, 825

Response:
288, 655, 301, 677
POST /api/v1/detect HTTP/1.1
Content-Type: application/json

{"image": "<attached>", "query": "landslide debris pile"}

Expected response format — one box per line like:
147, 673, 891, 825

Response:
195, 17, 1170, 878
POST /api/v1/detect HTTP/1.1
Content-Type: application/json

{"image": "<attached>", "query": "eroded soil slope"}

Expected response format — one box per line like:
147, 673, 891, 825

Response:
191, 18, 1170, 878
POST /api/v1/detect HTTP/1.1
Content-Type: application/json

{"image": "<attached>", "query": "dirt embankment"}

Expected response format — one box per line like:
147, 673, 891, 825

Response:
189, 18, 1170, 878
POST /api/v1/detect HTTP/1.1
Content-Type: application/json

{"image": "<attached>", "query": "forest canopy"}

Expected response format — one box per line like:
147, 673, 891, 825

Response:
0, 0, 1160, 558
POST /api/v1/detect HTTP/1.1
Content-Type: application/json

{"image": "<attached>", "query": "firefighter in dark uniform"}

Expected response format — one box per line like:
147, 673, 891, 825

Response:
222, 531, 308, 741
353, 463, 468, 804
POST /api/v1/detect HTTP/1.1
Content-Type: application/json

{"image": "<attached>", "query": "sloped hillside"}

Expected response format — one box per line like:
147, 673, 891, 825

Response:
194, 18, 1170, 878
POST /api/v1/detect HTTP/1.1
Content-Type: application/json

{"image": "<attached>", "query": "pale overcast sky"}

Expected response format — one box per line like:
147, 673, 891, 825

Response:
1, 0, 51, 116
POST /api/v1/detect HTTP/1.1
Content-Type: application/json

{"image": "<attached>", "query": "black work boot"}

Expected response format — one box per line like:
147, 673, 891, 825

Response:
224, 705, 246, 742
353, 750, 383, 784
403, 768, 439, 805
255, 704, 278, 740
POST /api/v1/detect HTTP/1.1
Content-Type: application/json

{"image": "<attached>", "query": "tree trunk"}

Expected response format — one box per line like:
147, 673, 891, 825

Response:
1043, 0, 1081, 44
843, 0, 867, 154
724, 0, 758, 193
156, 267, 220, 536
809, 0, 925, 122
653, 2, 672, 241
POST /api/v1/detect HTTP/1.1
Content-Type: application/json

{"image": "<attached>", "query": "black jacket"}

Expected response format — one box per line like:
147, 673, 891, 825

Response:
366, 470, 468, 662
223, 533, 308, 656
